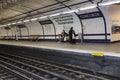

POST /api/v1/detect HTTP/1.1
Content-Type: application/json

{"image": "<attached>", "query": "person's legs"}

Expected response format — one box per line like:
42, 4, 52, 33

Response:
70, 39, 76, 44
69, 37, 72, 43
58, 37, 64, 43
61, 37, 64, 42
72, 39, 76, 43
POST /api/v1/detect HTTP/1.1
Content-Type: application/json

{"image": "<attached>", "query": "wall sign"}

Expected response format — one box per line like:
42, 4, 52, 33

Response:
79, 11, 102, 20
50, 13, 82, 34
39, 20, 53, 25
52, 14, 73, 25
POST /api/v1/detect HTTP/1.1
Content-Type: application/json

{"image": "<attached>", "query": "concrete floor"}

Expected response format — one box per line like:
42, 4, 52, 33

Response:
0, 40, 120, 57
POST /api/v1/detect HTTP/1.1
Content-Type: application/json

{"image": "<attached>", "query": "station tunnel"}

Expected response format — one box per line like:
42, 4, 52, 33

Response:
0, 0, 120, 80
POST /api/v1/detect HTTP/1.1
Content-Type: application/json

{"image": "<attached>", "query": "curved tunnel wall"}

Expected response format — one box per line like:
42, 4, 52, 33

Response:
0, 3, 120, 43
25, 21, 44, 39
39, 20, 56, 40
0, 28, 7, 37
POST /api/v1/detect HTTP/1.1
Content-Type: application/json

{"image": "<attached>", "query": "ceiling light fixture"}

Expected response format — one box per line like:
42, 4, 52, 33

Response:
7, 24, 11, 26
12, 22, 17, 25
30, 18, 38, 21
49, 13, 61, 17
79, 4, 97, 11
0, 25, 7, 27
23, 20, 30, 23
17, 21, 22, 24
62, 9, 77, 14
99, 0, 120, 6
38, 16, 48, 19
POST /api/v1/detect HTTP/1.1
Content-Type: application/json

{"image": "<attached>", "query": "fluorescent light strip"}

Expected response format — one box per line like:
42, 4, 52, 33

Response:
17, 21, 22, 24
0, 25, 7, 27
23, 20, 30, 22
62, 9, 77, 14
7, 24, 11, 26
49, 9, 78, 17
30, 18, 38, 21
99, 0, 120, 6
38, 16, 48, 19
12, 22, 17, 25
49, 13, 61, 17
80, 4, 97, 11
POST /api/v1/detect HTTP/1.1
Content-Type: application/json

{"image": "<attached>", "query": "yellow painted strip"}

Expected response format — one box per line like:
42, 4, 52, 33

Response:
92, 52, 104, 57
18, 44, 23, 47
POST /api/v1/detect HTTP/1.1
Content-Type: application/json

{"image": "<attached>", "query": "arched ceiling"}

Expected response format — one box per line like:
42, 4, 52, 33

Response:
0, 0, 109, 24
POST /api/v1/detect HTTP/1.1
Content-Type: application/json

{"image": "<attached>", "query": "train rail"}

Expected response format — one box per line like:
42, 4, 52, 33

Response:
0, 51, 117, 80
0, 64, 30, 80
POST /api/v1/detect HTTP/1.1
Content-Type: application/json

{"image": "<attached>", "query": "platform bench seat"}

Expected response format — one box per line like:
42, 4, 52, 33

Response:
0, 36, 4, 39
3, 36, 11, 40
28, 35, 39, 41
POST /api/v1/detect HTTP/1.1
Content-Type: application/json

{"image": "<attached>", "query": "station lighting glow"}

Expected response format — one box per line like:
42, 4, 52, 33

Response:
79, 4, 97, 11
30, 18, 38, 21
38, 16, 48, 19
0, 25, 7, 27
17, 21, 22, 24
49, 13, 61, 17
49, 9, 78, 17
75, 9, 80, 13
23, 20, 30, 23
12, 22, 17, 25
62, 9, 77, 14
7, 24, 11, 26
99, 0, 120, 6
0, 0, 120, 28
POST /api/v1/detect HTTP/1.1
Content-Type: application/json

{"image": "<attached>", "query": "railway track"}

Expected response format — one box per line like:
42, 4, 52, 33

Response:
0, 52, 116, 80
0, 64, 30, 80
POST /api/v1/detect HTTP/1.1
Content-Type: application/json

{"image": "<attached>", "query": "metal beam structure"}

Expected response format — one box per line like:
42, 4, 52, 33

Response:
55, 0, 71, 9
0, 0, 23, 10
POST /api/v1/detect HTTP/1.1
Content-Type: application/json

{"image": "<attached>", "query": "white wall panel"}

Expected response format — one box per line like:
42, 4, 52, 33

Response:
7, 29, 12, 36
84, 36, 105, 39
82, 18, 105, 34
43, 24, 55, 35
100, 6, 111, 34
0, 28, 7, 36
20, 28, 28, 39
50, 13, 82, 35
42, 24, 55, 39
25, 21, 43, 35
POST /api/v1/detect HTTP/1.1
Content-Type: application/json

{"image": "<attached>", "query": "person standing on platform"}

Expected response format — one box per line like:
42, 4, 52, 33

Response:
15, 29, 18, 41
69, 27, 76, 44
58, 30, 67, 43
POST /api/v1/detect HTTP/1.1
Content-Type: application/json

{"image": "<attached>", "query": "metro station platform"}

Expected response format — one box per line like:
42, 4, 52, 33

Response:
0, 40, 120, 57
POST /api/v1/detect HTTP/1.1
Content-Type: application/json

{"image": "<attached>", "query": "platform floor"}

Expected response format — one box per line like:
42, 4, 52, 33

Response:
0, 40, 120, 57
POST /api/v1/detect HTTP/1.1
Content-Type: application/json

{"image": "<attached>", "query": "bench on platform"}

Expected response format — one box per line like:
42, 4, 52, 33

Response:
28, 35, 39, 41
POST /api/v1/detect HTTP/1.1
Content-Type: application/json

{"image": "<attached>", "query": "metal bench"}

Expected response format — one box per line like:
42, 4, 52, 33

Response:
28, 35, 39, 41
